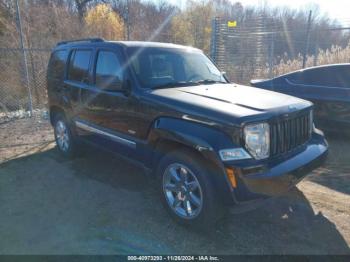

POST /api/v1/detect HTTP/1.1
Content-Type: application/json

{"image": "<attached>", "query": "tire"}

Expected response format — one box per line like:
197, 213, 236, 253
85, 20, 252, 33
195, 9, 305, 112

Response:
157, 148, 224, 228
53, 113, 78, 157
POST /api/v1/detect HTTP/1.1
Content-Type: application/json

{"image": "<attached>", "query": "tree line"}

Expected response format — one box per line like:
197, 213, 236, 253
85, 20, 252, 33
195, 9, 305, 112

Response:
1, 0, 349, 56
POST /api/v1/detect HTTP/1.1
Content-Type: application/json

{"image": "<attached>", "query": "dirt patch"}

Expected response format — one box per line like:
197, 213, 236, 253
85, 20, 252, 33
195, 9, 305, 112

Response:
0, 114, 52, 163
0, 118, 349, 254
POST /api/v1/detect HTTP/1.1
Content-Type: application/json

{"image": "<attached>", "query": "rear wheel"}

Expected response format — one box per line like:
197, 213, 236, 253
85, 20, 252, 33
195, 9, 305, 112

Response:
53, 114, 78, 157
157, 149, 224, 228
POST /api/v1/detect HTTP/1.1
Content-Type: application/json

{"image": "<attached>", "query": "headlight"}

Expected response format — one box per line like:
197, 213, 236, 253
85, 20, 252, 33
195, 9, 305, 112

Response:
244, 123, 270, 160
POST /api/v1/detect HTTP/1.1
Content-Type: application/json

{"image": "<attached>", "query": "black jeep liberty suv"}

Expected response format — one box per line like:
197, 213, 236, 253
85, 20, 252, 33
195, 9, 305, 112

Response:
47, 38, 328, 227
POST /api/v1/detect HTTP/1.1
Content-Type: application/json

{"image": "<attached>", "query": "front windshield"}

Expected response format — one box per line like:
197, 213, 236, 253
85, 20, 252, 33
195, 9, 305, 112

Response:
126, 47, 227, 89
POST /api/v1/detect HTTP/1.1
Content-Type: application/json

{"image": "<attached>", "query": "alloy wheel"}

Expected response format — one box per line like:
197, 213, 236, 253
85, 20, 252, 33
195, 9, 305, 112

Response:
55, 120, 70, 152
163, 163, 203, 219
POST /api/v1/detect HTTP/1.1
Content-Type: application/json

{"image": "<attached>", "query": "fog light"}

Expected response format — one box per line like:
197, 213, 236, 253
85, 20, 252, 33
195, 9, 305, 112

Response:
219, 148, 251, 161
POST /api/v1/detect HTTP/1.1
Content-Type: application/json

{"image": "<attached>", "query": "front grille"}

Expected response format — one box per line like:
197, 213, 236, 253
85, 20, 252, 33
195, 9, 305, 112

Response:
270, 111, 311, 157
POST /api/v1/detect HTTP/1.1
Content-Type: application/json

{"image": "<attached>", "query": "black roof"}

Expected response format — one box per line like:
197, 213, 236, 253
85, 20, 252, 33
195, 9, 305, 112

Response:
55, 38, 201, 51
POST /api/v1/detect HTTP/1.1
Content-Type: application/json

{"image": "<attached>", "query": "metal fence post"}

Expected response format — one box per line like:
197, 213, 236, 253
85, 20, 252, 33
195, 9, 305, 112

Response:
210, 18, 217, 62
269, 32, 275, 80
313, 30, 319, 66
210, 17, 226, 71
15, 0, 33, 115
302, 10, 312, 69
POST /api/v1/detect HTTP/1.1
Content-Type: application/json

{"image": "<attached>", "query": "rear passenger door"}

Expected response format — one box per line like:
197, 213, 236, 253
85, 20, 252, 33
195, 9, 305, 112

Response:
76, 48, 139, 157
79, 49, 128, 130
64, 49, 93, 117
47, 50, 68, 106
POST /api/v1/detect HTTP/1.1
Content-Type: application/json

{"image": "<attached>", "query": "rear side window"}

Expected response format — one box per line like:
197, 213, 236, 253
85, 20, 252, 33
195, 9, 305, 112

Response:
68, 50, 92, 82
48, 50, 67, 81
95, 50, 123, 89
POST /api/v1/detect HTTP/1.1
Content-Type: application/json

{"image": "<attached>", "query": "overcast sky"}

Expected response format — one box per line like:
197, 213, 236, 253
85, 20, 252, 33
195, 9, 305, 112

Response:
239, 0, 349, 23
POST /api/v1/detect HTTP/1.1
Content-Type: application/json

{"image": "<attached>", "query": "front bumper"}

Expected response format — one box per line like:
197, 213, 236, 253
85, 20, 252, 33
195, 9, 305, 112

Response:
225, 130, 328, 203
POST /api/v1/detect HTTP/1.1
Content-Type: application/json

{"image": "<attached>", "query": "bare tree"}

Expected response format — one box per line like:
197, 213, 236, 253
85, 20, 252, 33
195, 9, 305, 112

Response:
74, 0, 94, 21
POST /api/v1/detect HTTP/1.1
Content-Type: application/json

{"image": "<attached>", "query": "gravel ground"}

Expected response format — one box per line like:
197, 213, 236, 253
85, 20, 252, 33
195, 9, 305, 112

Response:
0, 117, 349, 255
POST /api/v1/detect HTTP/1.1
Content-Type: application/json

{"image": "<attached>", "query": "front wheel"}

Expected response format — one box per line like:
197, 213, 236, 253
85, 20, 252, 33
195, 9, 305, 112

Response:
157, 149, 224, 228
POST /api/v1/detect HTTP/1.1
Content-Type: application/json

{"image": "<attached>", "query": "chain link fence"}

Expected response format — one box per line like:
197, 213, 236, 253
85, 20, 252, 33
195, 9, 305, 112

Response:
210, 16, 350, 85
210, 16, 270, 83
0, 48, 50, 123
0, 48, 52, 161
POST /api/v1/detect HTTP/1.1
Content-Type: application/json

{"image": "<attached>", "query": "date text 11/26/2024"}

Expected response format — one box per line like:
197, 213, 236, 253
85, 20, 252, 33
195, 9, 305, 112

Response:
127, 256, 219, 261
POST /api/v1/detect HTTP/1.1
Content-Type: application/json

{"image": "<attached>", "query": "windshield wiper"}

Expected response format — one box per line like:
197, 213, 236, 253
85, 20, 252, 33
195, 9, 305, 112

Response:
152, 81, 200, 90
195, 79, 228, 85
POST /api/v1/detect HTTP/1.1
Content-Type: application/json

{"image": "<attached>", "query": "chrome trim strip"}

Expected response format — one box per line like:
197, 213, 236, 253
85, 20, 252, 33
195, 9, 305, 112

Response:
75, 120, 136, 148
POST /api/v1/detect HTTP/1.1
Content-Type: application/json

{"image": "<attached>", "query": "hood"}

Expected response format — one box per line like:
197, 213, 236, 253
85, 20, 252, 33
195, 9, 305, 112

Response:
149, 83, 312, 125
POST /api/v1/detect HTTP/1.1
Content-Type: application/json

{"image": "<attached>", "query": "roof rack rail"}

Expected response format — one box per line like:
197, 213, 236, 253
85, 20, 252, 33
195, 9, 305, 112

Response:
56, 38, 104, 46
